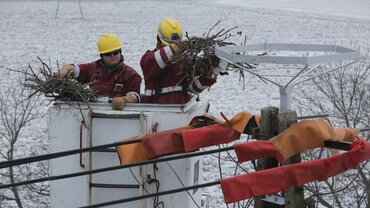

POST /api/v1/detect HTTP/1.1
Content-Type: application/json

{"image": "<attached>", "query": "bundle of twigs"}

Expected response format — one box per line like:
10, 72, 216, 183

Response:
177, 21, 240, 83
23, 57, 97, 103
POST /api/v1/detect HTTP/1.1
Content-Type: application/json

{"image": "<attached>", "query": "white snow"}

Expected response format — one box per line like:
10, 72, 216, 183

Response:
0, 0, 369, 207
209, 0, 370, 20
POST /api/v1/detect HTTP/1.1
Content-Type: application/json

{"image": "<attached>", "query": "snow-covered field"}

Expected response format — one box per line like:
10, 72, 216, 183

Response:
1, 0, 370, 207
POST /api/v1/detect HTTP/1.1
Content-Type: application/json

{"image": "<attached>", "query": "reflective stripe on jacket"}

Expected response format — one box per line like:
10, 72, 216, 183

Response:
140, 44, 191, 104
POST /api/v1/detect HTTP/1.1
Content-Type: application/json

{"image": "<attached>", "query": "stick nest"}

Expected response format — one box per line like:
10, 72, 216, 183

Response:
23, 57, 97, 103
176, 21, 241, 83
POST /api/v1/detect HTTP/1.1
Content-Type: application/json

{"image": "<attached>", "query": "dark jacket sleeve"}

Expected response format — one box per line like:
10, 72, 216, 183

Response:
77, 62, 96, 84
125, 68, 142, 95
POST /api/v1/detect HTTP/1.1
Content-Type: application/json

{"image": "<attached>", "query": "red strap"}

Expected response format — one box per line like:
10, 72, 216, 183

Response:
221, 140, 370, 204
233, 140, 284, 163
79, 120, 85, 168
141, 130, 185, 159
182, 124, 240, 152
141, 124, 240, 159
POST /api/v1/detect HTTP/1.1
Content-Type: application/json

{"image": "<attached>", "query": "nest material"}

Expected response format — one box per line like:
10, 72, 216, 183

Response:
176, 21, 239, 83
24, 57, 97, 103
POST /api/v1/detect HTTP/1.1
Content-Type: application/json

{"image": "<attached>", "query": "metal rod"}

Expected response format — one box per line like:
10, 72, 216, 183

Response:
0, 139, 141, 169
324, 140, 352, 151
0, 146, 234, 189
291, 60, 358, 86
55, 1, 60, 19
297, 114, 330, 119
230, 61, 282, 87
91, 148, 116, 153
90, 183, 140, 189
290, 63, 321, 84
78, 0, 83, 19
284, 64, 308, 88
272, 62, 286, 86
81, 181, 221, 208
256, 74, 294, 77
219, 57, 276, 86
91, 112, 142, 119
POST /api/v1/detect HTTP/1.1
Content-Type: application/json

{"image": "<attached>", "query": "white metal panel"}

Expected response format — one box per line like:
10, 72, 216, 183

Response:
90, 113, 145, 208
48, 108, 90, 208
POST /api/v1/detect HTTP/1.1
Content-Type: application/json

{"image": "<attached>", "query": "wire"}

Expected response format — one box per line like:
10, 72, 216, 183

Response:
165, 162, 200, 208
306, 160, 368, 200
80, 181, 221, 208
0, 138, 142, 169
127, 167, 161, 207
149, 164, 164, 208
0, 146, 234, 189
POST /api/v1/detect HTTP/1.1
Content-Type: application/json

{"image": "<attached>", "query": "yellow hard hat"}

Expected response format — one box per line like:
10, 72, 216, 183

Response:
97, 33, 122, 54
157, 19, 183, 45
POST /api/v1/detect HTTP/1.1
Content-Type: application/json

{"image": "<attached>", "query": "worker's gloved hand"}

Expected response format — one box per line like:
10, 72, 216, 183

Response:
112, 97, 127, 110
169, 42, 186, 57
55, 64, 75, 78
199, 75, 217, 87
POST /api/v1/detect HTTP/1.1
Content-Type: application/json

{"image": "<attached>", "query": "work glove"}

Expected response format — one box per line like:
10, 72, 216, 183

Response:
199, 76, 217, 87
169, 42, 186, 57
189, 75, 217, 95
55, 64, 75, 78
112, 97, 127, 110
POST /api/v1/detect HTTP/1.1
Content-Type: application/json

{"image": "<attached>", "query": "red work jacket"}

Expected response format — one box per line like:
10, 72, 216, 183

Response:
77, 60, 141, 100
140, 43, 216, 104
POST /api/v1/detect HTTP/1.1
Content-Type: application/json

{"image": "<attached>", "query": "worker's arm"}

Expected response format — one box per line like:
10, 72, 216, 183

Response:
54, 64, 76, 78
111, 96, 138, 110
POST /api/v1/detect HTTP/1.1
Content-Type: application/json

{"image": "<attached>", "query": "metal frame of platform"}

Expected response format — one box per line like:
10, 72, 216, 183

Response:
215, 43, 361, 110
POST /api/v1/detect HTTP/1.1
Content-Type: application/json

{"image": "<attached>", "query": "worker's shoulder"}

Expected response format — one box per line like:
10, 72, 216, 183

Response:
122, 64, 141, 77
78, 60, 98, 68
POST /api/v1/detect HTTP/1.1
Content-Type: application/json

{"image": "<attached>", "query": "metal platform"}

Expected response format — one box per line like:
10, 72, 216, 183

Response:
215, 43, 361, 110
215, 43, 360, 65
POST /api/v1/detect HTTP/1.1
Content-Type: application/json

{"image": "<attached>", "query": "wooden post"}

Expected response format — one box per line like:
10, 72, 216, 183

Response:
254, 106, 279, 208
278, 110, 304, 208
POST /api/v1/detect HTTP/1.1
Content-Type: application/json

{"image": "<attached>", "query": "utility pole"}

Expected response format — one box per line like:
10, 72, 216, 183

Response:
278, 110, 304, 208
254, 106, 279, 208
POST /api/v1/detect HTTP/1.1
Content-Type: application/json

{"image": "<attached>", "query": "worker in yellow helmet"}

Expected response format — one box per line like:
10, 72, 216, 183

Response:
140, 19, 217, 104
55, 33, 142, 110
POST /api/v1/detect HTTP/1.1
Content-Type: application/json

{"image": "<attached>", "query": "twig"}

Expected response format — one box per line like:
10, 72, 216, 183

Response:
175, 21, 254, 86
19, 57, 97, 104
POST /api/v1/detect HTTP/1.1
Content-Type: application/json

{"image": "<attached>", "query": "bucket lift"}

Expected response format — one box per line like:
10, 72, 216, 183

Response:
1, 97, 366, 207
48, 98, 209, 208
215, 43, 360, 110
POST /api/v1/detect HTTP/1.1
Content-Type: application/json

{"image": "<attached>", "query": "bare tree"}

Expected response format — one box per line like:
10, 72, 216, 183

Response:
295, 52, 370, 208
0, 78, 49, 208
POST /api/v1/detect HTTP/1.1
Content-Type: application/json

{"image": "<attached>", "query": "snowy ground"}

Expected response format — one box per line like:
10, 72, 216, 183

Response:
1, 0, 370, 207
211, 0, 370, 20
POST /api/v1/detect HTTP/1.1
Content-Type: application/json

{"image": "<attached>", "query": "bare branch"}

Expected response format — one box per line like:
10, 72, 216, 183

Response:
175, 21, 246, 85
23, 58, 96, 103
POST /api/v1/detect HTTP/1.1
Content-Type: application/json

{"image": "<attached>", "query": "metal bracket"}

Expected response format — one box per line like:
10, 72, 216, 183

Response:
324, 140, 352, 151
262, 195, 285, 207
